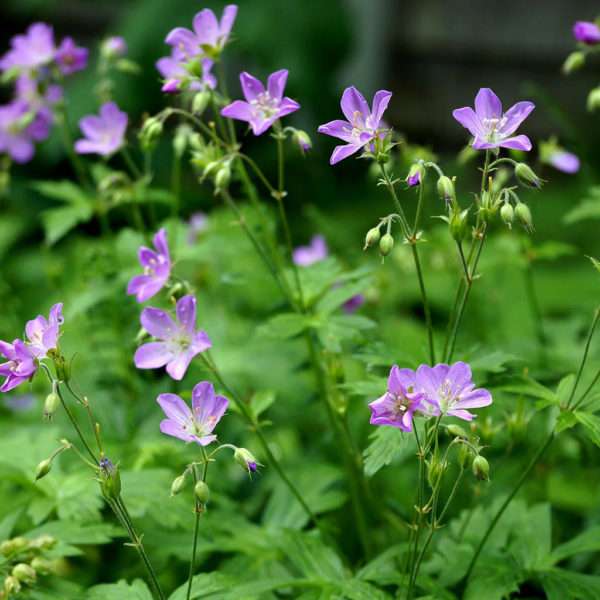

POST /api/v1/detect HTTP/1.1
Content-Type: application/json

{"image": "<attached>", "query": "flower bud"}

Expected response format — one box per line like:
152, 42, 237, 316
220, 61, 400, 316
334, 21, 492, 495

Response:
449, 208, 469, 242
436, 175, 455, 204
515, 163, 542, 189
53, 355, 70, 382
202, 160, 220, 180
99, 458, 121, 501
30, 557, 54, 575
12, 563, 36, 584
514, 202, 533, 231
447, 424, 468, 438
427, 456, 446, 487
457, 443, 471, 468
101, 36, 127, 60
173, 125, 191, 157
194, 480, 210, 504
406, 163, 423, 187
562, 51, 585, 75
214, 165, 231, 190
170, 474, 187, 496
379, 233, 394, 257
500, 202, 514, 227
0, 537, 29, 557
43, 392, 60, 420
35, 458, 52, 481
363, 227, 381, 250
192, 90, 211, 115
587, 87, 600, 112
472, 455, 490, 481
139, 118, 163, 150
4, 576, 21, 595
233, 447, 259, 473
292, 129, 312, 153
30, 535, 55, 551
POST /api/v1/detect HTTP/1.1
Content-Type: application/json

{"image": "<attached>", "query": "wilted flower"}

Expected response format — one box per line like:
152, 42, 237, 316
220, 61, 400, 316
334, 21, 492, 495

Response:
292, 234, 328, 266
318, 86, 392, 165
0, 22, 56, 72
165, 5, 238, 57
221, 69, 300, 135
368, 366, 427, 431
25, 302, 63, 358
415, 361, 492, 421
0, 340, 37, 392
127, 228, 172, 302
573, 21, 600, 45
0, 100, 51, 163
452, 88, 534, 152
74, 102, 128, 156
156, 50, 216, 93
55, 37, 88, 75
135, 295, 212, 380
157, 381, 228, 445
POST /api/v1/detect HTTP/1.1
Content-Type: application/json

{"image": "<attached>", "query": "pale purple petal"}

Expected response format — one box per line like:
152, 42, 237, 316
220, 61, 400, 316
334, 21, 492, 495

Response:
446, 408, 476, 421
194, 434, 218, 446
452, 107, 484, 138
160, 418, 195, 442
330, 143, 363, 165
370, 90, 392, 127
191, 331, 212, 353
219, 5, 238, 39
453, 388, 493, 409
240, 72, 264, 102
140, 308, 177, 339
500, 101, 535, 137
193, 9, 220, 47
549, 150, 580, 174
267, 69, 288, 101
317, 119, 354, 142
134, 342, 172, 369
498, 134, 532, 151
166, 351, 194, 381
573, 21, 600, 45
474, 88, 502, 120
278, 97, 301, 118
176, 295, 197, 335
221, 100, 253, 121
153, 228, 170, 260
157, 393, 192, 425
340, 86, 370, 123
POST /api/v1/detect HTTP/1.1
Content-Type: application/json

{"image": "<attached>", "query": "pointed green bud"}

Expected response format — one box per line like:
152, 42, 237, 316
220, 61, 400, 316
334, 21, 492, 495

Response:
472, 455, 490, 481
35, 459, 52, 481
170, 474, 187, 497
379, 233, 394, 257
514, 202, 533, 231
43, 392, 60, 420
233, 447, 259, 473
588, 87, 600, 112
53, 355, 70, 382
457, 443, 471, 468
192, 90, 211, 115
427, 456, 446, 487
214, 165, 231, 190
292, 129, 312, 153
173, 124, 192, 157
562, 51, 585, 75
194, 480, 210, 504
202, 160, 220, 180
500, 203, 514, 227
12, 563, 36, 584
447, 424, 468, 438
515, 163, 542, 189
99, 458, 121, 501
363, 227, 381, 250
436, 175, 455, 204
449, 208, 469, 242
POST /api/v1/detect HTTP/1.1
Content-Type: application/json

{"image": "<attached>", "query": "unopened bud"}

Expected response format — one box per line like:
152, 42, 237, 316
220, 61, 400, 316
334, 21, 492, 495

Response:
173, 125, 192, 157
139, 118, 163, 150
192, 90, 211, 115
406, 163, 423, 187
233, 447, 259, 474
457, 443, 471, 468
427, 456, 445, 487
4, 576, 21, 595
202, 160, 220, 180
363, 227, 381, 250
447, 424, 468, 438
0, 537, 29, 557
214, 165, 231, 190
99, 458, 121, 501
12, 563, 36, 584
500, 202, 514, 227
35, 459, 52, 481
194, 480, 210, 504
472, 455, 490, 481
101, 36, 127, 60
43, 391, 60, 420
30, 535, 56, 551
449, 208, 469, 242
514, 202, 533, 231
587, 87, 600, 112
30, 557, 54, 575
292, 129, 312, 153
436, 175, 455, 204
54, 355, 70, 382
515, 163, 542, 189
562, 51, 585, 75
379, 233, 394, 256
170, 474, 187, 496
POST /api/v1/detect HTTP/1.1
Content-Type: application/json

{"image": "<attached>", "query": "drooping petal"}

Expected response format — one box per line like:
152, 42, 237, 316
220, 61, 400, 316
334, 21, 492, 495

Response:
267, 69, 288, 101
474, 88, 502, 120
454, 388, 493, 409
278, 97, 300, 118
446, 408, 476, 421
498, 134, 532, 152
370, 90, 392, 127
134, 341, 172, 369
240, 71, 264, 102
317, 119, 354, 142
452, 107, 484, 138
329, 142, 363, 165
157, 393, 192, 425
141, 308, 177, 339
166, 351, 193, 381
176, 295, 197, 335
194, 434, 218, 446
340, 86, 370, 123
500, 101, 535, 137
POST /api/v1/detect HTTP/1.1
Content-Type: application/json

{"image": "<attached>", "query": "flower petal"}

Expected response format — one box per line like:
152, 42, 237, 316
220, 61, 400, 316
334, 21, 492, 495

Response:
176, 295, 197, 334
452, 107, 484, 137
340, 86, 370, 123
474, 88, 502, 120
240, 71, 264, 102
157, 393, 191, 424
166, 351, 193, 380
500, 101, 535, 137
134, 341, 172, 369
221, 100, 253, 122
141, 308, 177, 339
267, 69, 288, 101
219, 5, 238, 39
317, 119, 354, 142
499, 134, 532, 152
370, 89, 392, 127
193, 8, 219, 46
153, 228, 170, 260
160, 418, 195, 442
278, 97, 300, 118
330, 143, 363, 165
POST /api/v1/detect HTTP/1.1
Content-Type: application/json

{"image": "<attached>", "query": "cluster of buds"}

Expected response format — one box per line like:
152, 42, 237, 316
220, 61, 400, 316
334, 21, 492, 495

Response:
191, 139, 232, 193
138, 115, 164, 151
444, 424, 490, 480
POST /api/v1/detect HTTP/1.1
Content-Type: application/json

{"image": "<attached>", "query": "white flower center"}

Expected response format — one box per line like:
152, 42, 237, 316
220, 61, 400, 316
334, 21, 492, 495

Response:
251, 92, 280, 119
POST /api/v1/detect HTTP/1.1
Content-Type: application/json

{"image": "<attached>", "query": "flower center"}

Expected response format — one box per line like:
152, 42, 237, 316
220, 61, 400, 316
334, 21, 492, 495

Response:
437, 379, 457, 411
482, 116, 507, 141
251, 92, 280, 119
390, 392, 411, 418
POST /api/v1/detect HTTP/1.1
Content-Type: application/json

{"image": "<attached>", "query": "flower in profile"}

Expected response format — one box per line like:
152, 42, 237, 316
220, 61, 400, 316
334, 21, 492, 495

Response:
156, 50, 216, 93
234, 447, 260, 473
368, 366, 427, 431
0, 100, 50, 163
127, 228, 172, 302
134, 295, 212, 380
452, 88, 535, 152
25, 303, 63, 359
165, 5, 238, 57
318, 86, 392, 165
0, 340, 37, 392
573, 21, 600, 45
55, 37, 88, 75
74, 102, 128, 156
221, 69, 300, 135
292, 235, 328, 266
415, 361, 492, 421
102, 36, 128, 59
187, 212, 208, 244
539, 139, 580, 174
157, 381, 228, 445
0, 23, 56, 72
343, 294, 365, 314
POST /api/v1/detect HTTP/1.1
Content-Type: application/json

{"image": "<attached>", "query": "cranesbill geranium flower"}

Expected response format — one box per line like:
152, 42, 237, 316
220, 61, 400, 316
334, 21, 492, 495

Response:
573, 21, 600, 45
292, 235, 328, 266
157, 381, 228, 445
415, 361, 492, 421
0, 100, 50, 163
452, 88, 535, 152
25, 303, 64, 359
0, 340, 37, 392
221, 70, 300, 135
127, 228, 172, 302
540, 139, 580, 174
165, 5, 238, 57
134, 295, 212, 380
369, 366, 427, 432
318, 86, 392, 165
74, 102, 128, 156
156, 50, 216, 93
56, 37, 88, 75
0, 23, 56, 72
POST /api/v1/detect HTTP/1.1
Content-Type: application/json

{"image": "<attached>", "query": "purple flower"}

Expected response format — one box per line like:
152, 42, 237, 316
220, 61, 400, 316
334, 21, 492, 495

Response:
573, 21, 600, 45
292, 235, 328, 266
157, 381, 228, 445
56, 37, 88, 75
74, 102, 128, 156
0, 23, 56, 72
156, 50, 216, 93
187, 212, 208, 244
15, 75, 62, 115
25, 303, 63, 359
0, 100, 50, 163
0, 340, 37, 392
221, 70, 300, 135
343, 294, 365, 314
102, 36, 128, 58
318, 86, 392, 165
407, 171, 421, 187
547, 150, 580, 174
368, 366, 427, 432
452, 88, 535, 152
415, 361, 492, 421
127, 228, 172, 302
165, 5, 238, 56
134, 295, 212, 381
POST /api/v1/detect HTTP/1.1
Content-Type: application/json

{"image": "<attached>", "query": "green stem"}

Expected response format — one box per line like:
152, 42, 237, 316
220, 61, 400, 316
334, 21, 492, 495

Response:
411, 244, 435, 364
463, 433, 554, 584
57, 105, 91, 189
522, 243, 546, 360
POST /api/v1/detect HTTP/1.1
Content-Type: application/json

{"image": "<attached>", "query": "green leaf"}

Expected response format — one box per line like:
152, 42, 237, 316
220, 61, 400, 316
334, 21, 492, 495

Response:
498, 377, 558, 408
564, 197, 600, 225
555, 410, 577, 434
363, 426, 415, 477
168, 573, 233, 600
574, 411, 600, 447
538, 568, 600, 600
556, 374, 576, 406
529, 241, 576, 261
249, 389, 276, 420
464, 558, 523, 600
315, 280, 368, 316
87, 579, 153, 600
258, 313, 309, 339
551, 526, 600, 564
356, 544, 406, 586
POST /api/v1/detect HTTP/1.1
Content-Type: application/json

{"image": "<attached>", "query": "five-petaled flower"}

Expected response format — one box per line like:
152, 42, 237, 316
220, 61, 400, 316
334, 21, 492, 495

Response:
292, 235, 328, 266
452, 88, 535, 152
0, 100, 51, 163
157, 381, 228, 445
135, 295, 212, 380
369, 366, 427, 432
127, 228, 172, 303
55, 37, 88, 75
318, 86, 392, 165
0, 22, 56, 72
0, 340, 38, 392
415, 362, 492, 421
25, 303, 63, 358
74, 102, 128, 156
573, 21, 600, 45
221, 69, 300, 135
156, 51, 216, 94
